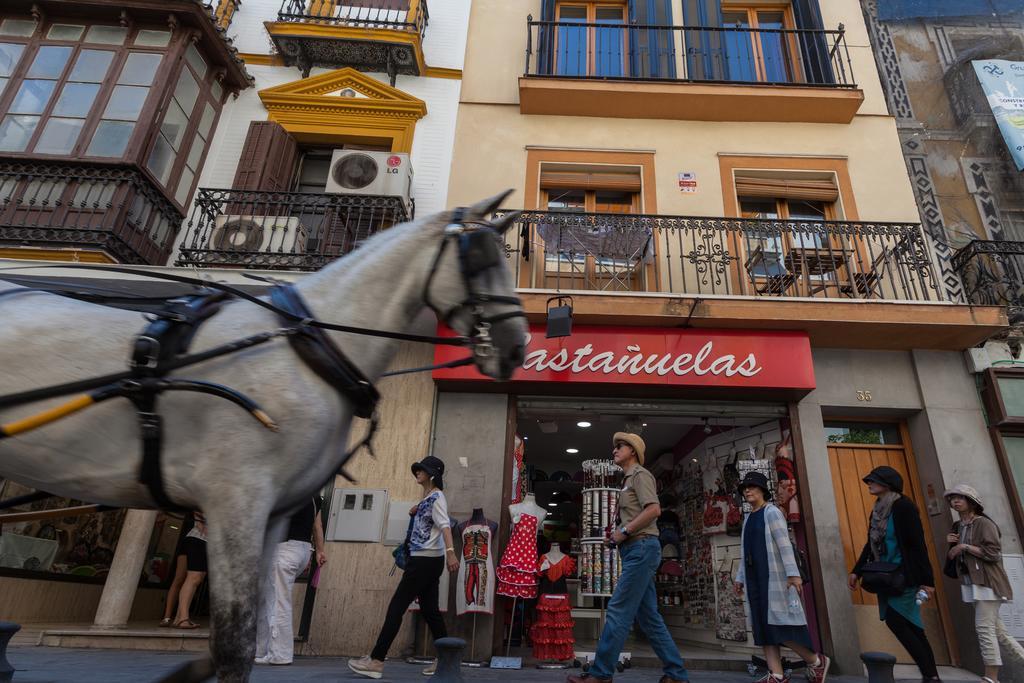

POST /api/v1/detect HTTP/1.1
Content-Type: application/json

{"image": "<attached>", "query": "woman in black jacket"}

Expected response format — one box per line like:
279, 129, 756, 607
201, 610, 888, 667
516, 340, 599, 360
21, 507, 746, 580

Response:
848, 466, 939, 683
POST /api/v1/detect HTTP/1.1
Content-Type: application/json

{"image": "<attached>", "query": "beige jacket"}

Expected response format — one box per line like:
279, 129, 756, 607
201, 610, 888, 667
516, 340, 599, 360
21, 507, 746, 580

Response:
950, 515, 1013, 601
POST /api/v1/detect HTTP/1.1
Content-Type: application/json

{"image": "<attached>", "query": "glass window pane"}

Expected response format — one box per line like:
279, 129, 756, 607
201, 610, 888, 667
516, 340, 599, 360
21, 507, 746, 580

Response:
72, 181, 117, 208
86, 120, 134, 157
146, 134, 175, 185
0, 19, 36, 37
197, 103, 215, 138
546, 189, 586, 212
185, 44, 208, 80
0, 114, 39, 151
69, 49, 114, 82
823, 421, 902, 445
34, 117, 84, 154
1002, 435, 1024, 512
134, 30, 171, 47
161, 101, 189, 151
10, 80, 56, 114
997, 376, 1024, 417
52, 82, 100, 117
85, 25, 128, 45
173, 68, 199, 114
211, 80, 223, 102
103, 85, 148, 120
27, 45, 72, 78
0, 42, 26, 77
118, 52, 162, 85
47, 24, 85, 41
175, 166, 194, 205
0, 78, 7, 96
186, 133, 206, 170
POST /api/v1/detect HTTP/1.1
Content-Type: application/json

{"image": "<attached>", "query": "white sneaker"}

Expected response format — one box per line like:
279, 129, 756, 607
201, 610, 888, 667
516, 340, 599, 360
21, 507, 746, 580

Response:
422, 661, 436, 676
254, 655, 269, 665
348, 655, 384, 679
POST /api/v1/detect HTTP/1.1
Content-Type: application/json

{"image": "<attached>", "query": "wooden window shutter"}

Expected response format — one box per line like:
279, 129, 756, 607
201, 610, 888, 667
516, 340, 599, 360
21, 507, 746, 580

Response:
540, 170, 642, 192
231, 121, 299, 192
734, 176, 839, 202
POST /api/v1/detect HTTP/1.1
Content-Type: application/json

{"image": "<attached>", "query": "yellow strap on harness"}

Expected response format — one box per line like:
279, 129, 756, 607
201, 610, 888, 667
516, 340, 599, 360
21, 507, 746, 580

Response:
0, 393, 95, 437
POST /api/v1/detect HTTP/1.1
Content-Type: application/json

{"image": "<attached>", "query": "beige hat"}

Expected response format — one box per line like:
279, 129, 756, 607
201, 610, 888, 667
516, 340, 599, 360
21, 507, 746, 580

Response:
944, 483, 984, 512
613, 432, 646, 465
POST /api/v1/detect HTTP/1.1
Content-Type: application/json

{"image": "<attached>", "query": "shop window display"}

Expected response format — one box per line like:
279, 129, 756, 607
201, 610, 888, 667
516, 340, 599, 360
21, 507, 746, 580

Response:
512, 400, 819, 663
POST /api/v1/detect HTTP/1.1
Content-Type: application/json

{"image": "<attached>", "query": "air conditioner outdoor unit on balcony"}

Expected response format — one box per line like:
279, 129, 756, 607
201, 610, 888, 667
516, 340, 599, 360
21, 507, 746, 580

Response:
324, 150, 413, 215
208, 215, 308, 254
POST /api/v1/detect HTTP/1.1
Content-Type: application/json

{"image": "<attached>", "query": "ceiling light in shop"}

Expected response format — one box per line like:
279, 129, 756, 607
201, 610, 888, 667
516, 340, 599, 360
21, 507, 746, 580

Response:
642, 423, 647, 426
566, 448, 579, 454
548, 502, 558, 506
577, 421, 591, 428
692, 458, 698, 463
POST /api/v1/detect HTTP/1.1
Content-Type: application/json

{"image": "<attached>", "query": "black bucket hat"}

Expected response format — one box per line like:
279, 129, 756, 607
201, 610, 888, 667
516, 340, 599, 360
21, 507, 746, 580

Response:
862, 465, 903, 494
738, 471, 772, 500
412, 455, 446, 490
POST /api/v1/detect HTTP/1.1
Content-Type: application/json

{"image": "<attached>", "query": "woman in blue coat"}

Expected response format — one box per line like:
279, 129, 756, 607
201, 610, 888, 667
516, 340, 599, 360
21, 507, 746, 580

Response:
735, 472, 831, 683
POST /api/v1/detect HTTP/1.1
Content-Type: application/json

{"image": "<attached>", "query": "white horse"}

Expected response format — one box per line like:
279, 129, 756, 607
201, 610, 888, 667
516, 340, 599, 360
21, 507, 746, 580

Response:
0, 192, 527, 682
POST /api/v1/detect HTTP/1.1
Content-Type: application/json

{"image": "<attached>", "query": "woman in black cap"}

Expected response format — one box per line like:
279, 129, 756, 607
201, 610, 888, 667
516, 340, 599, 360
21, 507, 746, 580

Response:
349, 455, 459, 679
849, 466, 939, 683
735, 472, 830, 683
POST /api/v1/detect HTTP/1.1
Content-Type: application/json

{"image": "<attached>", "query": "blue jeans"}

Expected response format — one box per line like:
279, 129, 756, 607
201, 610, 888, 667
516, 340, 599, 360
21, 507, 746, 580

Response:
589, 536, 689, 680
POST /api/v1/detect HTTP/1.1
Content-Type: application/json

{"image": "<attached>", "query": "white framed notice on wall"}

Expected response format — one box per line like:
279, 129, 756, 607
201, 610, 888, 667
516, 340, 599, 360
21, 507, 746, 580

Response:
1000, 554, 1024, 640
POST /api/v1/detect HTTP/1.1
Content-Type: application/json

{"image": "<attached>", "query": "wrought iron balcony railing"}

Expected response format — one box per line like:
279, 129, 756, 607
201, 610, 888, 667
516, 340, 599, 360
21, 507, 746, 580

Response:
953, 240, 1024, 317
0, 160, 183, 265
175, 188, 412, 271
278, 0, 428, 35
525, 20, 854, 87
496, 210, 944, 301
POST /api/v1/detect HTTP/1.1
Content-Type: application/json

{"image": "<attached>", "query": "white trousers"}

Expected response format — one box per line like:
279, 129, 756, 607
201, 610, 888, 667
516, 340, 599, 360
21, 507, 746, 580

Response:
973, 598, 1003, 666
256, 540, 311, 663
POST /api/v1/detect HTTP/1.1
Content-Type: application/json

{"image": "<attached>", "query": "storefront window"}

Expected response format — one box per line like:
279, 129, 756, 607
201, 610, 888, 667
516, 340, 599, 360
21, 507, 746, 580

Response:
0, 479, 125, 579
823, 421, 901, 445
141, 512, 186, 587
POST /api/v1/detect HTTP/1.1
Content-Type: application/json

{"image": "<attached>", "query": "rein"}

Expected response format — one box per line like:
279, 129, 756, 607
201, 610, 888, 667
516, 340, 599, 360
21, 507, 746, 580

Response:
0, 211, 525, 511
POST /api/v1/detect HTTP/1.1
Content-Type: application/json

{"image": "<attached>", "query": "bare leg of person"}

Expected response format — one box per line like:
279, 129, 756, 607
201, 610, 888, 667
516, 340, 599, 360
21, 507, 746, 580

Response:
163, 555, 188, 621
175, 571, 207, 626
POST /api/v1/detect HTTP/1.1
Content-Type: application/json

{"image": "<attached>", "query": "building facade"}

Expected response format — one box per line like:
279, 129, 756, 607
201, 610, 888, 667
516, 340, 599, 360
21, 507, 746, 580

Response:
0, 0, 1020, 678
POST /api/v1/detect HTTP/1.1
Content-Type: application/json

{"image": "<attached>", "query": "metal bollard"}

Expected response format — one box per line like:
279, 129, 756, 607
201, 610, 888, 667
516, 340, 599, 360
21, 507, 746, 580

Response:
0, 621, 21, 683
861, 651, 897, 683
433, 637, 467, 683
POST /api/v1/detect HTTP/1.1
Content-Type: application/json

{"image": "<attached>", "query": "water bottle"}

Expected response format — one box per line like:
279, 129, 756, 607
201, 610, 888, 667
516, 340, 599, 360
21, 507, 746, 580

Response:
915, 589, 930, 606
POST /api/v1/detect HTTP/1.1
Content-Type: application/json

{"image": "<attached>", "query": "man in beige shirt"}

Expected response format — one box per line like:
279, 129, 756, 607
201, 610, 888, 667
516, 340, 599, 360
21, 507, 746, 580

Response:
567, 432, 689, 683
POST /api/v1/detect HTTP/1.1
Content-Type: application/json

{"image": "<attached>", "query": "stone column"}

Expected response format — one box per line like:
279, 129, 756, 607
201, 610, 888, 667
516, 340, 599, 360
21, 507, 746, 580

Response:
93, 509, 157, 628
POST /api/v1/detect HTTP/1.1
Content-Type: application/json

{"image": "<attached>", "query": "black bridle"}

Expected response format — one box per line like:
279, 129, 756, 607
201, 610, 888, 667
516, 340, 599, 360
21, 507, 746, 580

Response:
423, 210, 527, 362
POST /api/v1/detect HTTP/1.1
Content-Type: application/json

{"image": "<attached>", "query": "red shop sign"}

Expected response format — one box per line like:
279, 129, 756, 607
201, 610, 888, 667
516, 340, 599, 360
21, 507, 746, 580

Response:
433, 325, 815, 390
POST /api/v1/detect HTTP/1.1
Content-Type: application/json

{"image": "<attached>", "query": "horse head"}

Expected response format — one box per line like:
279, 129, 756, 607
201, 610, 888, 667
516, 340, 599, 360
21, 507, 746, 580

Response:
425, 190, 527, 381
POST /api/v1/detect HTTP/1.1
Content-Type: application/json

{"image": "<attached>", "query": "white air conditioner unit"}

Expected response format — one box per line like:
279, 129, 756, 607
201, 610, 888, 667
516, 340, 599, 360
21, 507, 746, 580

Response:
208, 215, 308, 254
324, 150, 413, 214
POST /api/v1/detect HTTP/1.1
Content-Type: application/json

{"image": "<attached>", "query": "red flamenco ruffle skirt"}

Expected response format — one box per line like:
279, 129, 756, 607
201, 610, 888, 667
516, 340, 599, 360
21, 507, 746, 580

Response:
530, 594, 575, 661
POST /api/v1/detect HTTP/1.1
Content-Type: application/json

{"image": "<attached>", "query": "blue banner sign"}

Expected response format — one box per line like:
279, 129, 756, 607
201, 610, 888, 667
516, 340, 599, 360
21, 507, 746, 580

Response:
973, 60, 1024, 172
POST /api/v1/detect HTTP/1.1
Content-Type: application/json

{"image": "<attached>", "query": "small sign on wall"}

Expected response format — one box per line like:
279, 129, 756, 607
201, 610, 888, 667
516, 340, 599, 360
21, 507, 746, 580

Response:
1000, 553, 1024, 639
678, 172, 697, 193
325, 488, 389, 542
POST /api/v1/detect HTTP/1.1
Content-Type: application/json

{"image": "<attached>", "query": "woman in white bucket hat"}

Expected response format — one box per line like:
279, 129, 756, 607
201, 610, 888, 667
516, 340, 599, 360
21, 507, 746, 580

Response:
944, 484, 1013, 683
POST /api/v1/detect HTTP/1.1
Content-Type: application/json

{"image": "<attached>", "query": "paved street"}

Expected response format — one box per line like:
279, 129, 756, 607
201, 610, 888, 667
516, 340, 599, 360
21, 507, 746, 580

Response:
5, 646, 982, 683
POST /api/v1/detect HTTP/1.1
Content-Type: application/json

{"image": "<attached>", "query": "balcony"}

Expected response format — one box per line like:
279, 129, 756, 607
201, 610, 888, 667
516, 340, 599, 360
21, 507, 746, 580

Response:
519, 21, 864, 122
0, 159, 183, 265
953, 240, 1024, 321
500, 210, 943, 300
175, 188, 412, 271
267, 0, 429, 80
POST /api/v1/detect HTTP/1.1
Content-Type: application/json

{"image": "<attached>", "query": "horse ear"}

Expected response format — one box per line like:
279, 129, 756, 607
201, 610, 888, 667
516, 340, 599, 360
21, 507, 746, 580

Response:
491, 210, 521, 235
468, 189, 515, 219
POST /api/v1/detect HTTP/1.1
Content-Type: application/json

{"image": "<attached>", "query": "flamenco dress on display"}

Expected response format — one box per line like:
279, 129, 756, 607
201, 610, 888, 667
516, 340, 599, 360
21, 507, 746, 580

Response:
530, 554, 576, 661
496, 514, 539, 599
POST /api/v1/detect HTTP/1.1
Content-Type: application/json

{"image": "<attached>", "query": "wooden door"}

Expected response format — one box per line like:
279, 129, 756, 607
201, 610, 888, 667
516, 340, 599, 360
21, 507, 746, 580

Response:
828, 430, 955, 665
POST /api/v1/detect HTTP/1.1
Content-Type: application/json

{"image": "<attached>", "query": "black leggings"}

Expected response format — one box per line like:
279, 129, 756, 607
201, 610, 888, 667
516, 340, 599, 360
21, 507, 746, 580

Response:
371, 555, 446, 661
885, 608, 938, 679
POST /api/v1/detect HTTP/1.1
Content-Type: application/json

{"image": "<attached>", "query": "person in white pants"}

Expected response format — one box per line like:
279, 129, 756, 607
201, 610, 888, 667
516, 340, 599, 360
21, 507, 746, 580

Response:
255, 496, 327, 665
945, 484, 1013, 683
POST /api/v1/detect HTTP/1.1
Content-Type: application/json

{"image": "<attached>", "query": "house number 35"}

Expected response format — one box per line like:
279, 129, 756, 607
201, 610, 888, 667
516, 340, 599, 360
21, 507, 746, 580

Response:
857, 390, 873, 402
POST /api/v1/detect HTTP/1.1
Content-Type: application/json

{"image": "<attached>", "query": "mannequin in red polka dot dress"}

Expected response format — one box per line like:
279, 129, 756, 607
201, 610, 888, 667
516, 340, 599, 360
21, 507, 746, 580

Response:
496, 493, 548, 598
